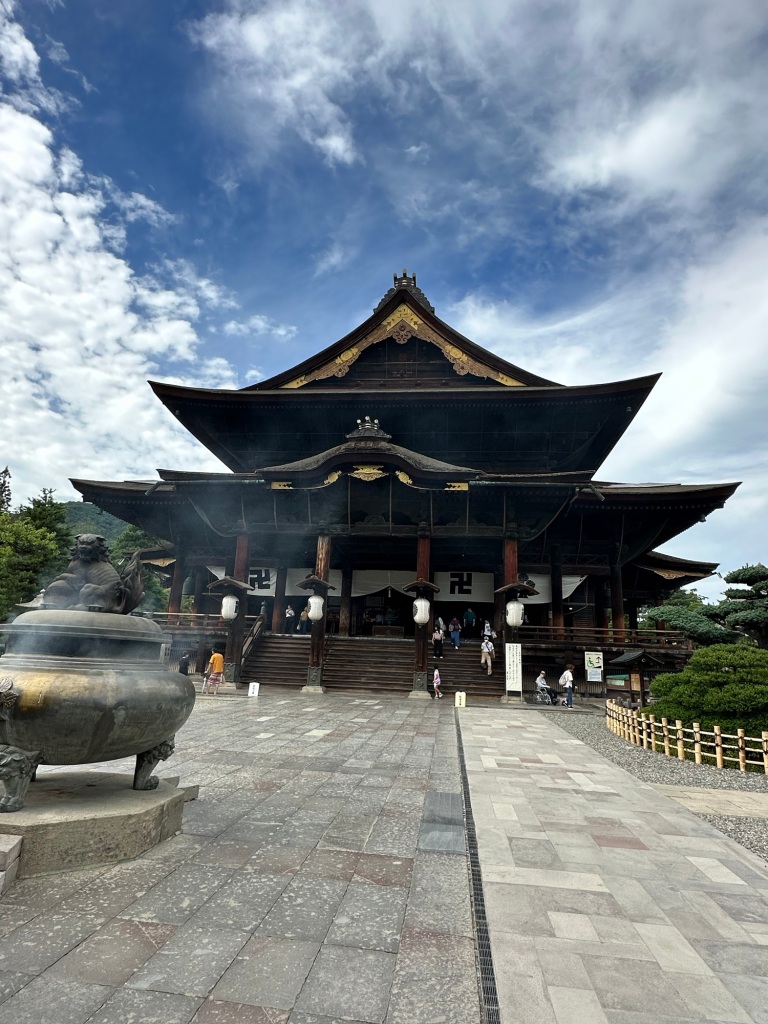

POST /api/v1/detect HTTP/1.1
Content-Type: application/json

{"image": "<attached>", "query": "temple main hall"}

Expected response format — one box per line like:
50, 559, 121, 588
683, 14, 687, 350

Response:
74, 272, 738, 699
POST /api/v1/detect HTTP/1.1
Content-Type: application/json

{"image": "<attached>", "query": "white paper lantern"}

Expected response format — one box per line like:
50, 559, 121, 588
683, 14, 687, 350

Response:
413, 597, 430, 625
307, 593, 325, 621
505, 599, 524, 628
221, 594, 239, 620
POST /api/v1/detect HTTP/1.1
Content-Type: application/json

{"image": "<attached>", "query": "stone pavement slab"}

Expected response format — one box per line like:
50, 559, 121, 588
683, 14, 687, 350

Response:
460, 707, 768, 1024
0, 694, 479, 1023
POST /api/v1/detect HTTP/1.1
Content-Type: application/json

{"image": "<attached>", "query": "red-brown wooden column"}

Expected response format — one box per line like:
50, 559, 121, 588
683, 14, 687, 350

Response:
550, 545, 565, 640
272, 566, 287, 632
225, 531, 251, 685
306, 532, 332, 688
168, 542, 186, 616
339, 567, 353, 637
412, 529, 431, 693
499, 536, 519, 641
609, 546, 626, 643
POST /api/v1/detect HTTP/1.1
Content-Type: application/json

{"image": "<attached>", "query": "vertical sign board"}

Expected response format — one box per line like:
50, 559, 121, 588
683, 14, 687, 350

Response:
585, 651, 604, 685
505, 643, 523, 697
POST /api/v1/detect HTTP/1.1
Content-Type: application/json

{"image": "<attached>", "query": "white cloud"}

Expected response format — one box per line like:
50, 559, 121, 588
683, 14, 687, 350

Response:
0, 18, 246, 504
222, 314, 297, 340
314, 242, 346, 277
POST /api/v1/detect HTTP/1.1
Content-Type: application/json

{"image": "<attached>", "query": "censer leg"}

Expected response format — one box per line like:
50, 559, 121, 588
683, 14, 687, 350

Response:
133, 737, 175, 791
0, 744, 43, 812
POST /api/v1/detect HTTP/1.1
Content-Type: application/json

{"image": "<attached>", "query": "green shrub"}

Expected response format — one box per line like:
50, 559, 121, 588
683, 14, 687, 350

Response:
648, 643, 768, 731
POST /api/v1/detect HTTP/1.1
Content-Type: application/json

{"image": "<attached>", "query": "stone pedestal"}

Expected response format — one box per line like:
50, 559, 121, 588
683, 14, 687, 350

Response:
0, 772, 196, 878
302, 666, 325, 693
409, 671, 431, 699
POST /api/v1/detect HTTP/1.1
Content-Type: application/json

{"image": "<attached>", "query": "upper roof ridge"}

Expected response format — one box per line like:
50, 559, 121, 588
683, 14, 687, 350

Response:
374, 269, 435, 313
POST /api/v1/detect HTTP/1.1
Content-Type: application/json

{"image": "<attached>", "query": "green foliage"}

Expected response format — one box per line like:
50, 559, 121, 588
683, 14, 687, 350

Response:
645, 564, 768, 648
110, 524, 170, 613
0, 514, 59, 621
0, 468, 11, 515
63, 502, 126, 545
18, 489, 72, 576
649, 644, 768, 731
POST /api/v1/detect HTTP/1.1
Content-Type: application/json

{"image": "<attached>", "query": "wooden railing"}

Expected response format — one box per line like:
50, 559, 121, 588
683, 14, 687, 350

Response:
519, 625, 690, 649
241, 614, 267, 663
605, 700, 768, 774
151, 612, 260, 633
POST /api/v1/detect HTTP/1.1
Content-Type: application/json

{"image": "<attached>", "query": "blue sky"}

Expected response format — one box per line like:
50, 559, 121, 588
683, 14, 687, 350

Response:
2, 0, 768, 597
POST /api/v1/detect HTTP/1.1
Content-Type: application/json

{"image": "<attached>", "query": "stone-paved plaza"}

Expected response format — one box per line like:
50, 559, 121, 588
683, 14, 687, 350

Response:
1, 691, 768, 1024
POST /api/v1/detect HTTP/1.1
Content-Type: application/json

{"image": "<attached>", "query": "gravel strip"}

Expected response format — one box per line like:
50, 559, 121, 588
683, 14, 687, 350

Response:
699, 815, 768, 866
545, 709, 768, 867
547, 709, 768, 791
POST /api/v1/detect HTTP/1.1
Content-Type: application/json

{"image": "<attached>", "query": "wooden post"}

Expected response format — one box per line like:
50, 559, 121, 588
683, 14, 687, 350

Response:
594, 578, 610, 640
339, 567, 352, 637
649, 714, 657, 753
271, 565, 287, 633
609, 546, 625, 643
693, 723, 702, 765
413, 528, 431, 690
225, 531, 251, 685
737, 729, 747, 772
662, 717, 670, 757
309, 533, 332, 672
550, 545, 564, 640
763, 731, 768, 776
641, 714, 648, 749
192, 568, 205, 614
714, 725, 724, 768
676, 720, 685, 761
168, 545, 186, 615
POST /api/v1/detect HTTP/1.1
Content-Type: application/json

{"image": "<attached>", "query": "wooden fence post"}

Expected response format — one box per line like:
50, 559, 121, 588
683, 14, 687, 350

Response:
662, 718, 670, 757
714, 725, 724, 769
693, 722, 702, 765
649, 714, 657, 753
737, 729, 747, 772
676, 720, 685, 761
763, 731, 768, 776
641, 713, 648, 749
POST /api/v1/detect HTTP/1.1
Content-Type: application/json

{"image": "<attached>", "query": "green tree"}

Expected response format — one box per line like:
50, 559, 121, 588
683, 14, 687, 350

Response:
111, 524, 170, 613
0, 514, 59, 620
649, 643, 768, 731
644, 565, 768, 648
18, 489, 72, 577
0, 467, 11, 515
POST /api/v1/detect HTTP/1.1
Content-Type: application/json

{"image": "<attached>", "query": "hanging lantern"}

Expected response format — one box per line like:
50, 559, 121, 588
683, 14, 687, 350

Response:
413, 597, 430, 625
221, 594, 239, 621
307, 593, 325, 621
506, 598, 524, 628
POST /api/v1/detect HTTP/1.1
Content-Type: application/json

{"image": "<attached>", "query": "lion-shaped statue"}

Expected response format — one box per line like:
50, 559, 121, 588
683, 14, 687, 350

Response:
43, 534, 145, 614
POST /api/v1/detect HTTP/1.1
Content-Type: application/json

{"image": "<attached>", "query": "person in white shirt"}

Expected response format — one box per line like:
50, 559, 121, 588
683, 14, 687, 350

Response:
480, 637, 495, 676
559, 664, 575, 708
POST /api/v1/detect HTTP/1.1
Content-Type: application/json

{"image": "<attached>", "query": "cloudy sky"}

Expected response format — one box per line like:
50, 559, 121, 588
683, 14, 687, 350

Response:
2, 0, 767, 596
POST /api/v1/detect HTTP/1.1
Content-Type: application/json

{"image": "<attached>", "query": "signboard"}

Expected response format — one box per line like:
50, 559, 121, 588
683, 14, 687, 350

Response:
505, 643, 522, 695
585, 651, 604, 683
433, 571, 495, 603
248, 682, 260, 697
630, 673, 642, 691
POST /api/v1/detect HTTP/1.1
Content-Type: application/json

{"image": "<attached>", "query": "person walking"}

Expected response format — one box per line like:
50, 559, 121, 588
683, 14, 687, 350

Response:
463, 606, 476, 638
560, 663, 575, 708
177, 651, 190, 676
203, 648, 224, 695
298, 605, 310, 634
449, 616, 462, 649
432, 667, 443, 699
482, 619, 494, 640
432, 623, 444, 659
480, 635, 495, 676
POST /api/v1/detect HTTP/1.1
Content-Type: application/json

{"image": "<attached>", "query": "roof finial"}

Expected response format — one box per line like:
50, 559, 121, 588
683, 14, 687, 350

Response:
375, 269, 434, 314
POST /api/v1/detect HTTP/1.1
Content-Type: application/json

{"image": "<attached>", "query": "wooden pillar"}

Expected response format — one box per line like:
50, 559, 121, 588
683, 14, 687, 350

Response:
339, 567, 352, 637
168, 544, 185, 615
225, 531, 251, 685
272, 566, 287, 632
595, 577, 610, 638
192, 568, 205, 614
413, 528, 431, 690
627, 603, 639, 632
308, 533, 331, 683
550, 545, 564, 639
500, 536, 519, 642
610, 546, 625, 643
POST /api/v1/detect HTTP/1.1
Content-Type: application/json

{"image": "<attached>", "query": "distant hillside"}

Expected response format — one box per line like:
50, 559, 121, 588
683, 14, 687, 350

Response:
63, 502, 127, 544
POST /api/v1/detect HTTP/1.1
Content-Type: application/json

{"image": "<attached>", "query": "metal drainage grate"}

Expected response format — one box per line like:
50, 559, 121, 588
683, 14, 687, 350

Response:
455, 710, 501, 1024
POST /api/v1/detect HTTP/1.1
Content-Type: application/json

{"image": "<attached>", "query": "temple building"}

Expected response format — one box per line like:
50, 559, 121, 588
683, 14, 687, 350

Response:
73, 272, 738, 699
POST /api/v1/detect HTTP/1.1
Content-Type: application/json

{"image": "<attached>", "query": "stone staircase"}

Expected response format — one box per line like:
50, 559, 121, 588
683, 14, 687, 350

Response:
240, 633, 507, 698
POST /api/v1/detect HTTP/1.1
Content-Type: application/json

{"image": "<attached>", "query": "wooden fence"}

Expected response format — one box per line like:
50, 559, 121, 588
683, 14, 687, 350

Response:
605, 700, 768, 775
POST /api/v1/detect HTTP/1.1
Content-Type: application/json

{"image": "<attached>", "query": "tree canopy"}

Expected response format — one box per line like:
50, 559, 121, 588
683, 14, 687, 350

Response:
644, 565, 768, 648
649, 643, 768, 731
